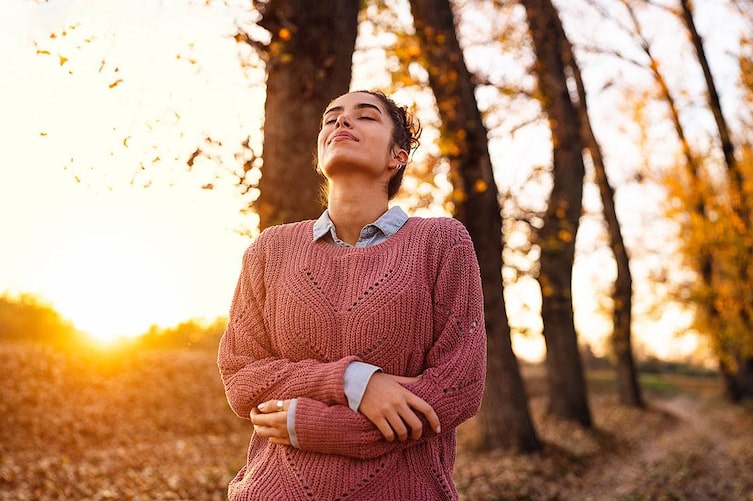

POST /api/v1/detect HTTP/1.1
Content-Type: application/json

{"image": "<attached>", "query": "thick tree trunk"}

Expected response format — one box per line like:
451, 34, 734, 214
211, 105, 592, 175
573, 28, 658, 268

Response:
409, 0, 541, 451
555, 9, 643, 407
521, 0, 592, 426
255, 0, 360, 229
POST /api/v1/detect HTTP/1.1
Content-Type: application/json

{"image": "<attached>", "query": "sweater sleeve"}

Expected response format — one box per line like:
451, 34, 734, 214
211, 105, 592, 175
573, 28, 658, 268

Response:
293, 222, 487, 458
217, 238, 358, 421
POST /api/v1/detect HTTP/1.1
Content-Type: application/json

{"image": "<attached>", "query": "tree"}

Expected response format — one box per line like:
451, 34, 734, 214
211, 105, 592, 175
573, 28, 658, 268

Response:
407, 0, 541, 452
675, 0, 753, 400
250, 0, 360, 229
617, 0, 753, 402
556, 4, 643, 407
521, 0, 592, 426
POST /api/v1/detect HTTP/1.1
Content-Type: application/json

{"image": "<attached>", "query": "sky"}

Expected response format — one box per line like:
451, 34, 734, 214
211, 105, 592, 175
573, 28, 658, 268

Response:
0, 0, 735, 362
1, 0, 258, 341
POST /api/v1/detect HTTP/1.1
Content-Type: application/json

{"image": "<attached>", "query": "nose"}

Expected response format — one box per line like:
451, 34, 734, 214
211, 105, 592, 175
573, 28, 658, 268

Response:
335, 113, 351, 128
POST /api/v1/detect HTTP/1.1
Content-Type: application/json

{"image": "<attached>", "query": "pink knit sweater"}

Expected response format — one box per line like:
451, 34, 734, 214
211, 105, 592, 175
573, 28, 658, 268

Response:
218, 216, 486, 501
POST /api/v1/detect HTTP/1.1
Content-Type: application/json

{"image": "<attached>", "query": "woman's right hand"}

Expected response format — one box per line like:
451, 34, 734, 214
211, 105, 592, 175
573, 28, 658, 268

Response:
358, 372, 440, 442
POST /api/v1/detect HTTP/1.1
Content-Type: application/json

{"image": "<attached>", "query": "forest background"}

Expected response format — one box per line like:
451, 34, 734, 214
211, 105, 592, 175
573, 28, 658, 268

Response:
1, 0, 753, 499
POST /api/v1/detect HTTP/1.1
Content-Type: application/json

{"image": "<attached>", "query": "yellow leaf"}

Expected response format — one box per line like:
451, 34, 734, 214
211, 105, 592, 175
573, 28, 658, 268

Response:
59, 55, 68, 66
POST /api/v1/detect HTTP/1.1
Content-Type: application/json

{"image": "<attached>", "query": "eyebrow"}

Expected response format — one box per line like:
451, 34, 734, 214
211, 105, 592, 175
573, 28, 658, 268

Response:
323, 102, 383, 116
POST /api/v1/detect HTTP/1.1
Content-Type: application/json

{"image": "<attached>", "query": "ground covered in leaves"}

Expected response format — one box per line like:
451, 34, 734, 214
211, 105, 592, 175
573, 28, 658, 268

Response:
1, 343, 751, 500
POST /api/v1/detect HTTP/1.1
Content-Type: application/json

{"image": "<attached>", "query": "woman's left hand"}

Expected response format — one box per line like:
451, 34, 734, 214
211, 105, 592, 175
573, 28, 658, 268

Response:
250, 399, 291, 445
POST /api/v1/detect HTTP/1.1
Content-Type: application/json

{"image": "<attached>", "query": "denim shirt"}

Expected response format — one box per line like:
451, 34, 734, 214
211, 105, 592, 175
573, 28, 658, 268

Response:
286, 206, 409, 447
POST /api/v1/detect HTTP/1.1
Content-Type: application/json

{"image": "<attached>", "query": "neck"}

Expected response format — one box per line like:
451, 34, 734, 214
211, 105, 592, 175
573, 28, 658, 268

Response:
327, 182, 389, 246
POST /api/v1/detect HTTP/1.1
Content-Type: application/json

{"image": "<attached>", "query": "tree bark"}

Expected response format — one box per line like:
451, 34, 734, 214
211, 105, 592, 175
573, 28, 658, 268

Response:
408, 0, 541, 451
555, 6, 643, 407
521, 0, 592, 426
255, 0, 360, 229
680, 0, 753, 401
679, 0, 739, 183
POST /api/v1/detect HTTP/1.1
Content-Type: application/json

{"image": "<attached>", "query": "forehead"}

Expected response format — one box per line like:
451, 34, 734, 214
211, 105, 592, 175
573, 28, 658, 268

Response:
324, 92, 385, 114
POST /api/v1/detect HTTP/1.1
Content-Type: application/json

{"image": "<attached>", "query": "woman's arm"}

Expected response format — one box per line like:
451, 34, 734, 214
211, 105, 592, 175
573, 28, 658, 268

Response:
292, 224, 487, 458
217, 240, 358, 420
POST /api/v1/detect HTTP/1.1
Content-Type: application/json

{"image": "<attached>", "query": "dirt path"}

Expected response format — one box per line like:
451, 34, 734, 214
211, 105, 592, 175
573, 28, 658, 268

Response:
570, 395, 753, 500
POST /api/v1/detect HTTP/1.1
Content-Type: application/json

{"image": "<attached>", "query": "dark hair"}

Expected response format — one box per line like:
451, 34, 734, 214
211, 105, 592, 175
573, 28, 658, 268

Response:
359, 90, 421, 198
317, 90, 421, 201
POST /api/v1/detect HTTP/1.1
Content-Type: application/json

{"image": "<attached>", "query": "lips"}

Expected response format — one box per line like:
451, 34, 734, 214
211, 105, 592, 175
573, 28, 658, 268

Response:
329, 131, 357, 144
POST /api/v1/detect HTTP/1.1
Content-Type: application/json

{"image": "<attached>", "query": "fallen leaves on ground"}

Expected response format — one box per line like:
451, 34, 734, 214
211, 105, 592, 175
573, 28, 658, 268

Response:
1, 343, 751, 500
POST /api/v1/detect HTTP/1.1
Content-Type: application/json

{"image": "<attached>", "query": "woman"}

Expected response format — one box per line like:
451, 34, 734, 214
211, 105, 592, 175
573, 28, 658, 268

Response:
218, 90, 486, 500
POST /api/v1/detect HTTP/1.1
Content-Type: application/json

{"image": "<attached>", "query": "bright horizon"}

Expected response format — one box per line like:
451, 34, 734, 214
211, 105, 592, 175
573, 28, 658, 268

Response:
1, 0, 256, 343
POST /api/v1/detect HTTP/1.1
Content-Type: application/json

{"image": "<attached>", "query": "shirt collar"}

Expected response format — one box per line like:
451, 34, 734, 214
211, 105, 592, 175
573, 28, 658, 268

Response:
312, 206, 408, 243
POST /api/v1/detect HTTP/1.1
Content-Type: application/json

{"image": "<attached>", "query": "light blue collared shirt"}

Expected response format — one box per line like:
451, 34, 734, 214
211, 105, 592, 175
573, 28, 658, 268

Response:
312, 205, 409, 248
287, 206, 409, 448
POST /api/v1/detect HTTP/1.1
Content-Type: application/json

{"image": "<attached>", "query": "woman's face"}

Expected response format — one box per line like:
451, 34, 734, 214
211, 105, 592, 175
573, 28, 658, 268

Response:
317, 92, 406, 185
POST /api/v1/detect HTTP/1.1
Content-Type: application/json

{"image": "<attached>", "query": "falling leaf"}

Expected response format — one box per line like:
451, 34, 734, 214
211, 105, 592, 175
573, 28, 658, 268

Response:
59, 55, 68, 66
109, 79, 123, 89
187, 149, 200, 167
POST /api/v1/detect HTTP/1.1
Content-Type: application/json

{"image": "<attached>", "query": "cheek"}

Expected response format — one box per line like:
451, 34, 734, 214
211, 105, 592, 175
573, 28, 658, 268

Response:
316, 133, 327, 161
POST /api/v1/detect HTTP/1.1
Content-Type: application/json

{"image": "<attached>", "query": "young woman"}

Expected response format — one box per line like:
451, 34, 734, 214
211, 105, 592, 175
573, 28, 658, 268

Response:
218, 90, 486, 500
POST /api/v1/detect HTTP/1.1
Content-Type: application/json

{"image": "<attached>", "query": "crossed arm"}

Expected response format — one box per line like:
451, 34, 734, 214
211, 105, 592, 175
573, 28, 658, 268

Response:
219, 232, 486, 458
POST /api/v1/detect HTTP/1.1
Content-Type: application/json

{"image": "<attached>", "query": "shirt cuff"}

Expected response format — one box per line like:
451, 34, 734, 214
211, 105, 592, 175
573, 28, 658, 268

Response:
287, 398, 299, 448
344, 361, 382, 412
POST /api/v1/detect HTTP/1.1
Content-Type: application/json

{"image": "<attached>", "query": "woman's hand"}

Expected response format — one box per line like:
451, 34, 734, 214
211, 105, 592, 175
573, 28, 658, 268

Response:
250, 399, 291, 445
359, 373, 440, 442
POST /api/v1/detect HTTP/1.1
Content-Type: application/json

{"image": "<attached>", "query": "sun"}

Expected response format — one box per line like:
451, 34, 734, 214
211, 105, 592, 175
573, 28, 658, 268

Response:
37, 223, 185, 344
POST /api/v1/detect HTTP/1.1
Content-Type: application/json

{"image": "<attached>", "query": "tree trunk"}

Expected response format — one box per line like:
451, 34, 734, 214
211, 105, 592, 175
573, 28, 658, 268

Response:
679, 0, 739, 183
255, 0, 360, 229
555, 7, 643, 407
521, 0, 592, 426
680, 0, 753, 401
720, 357, 753, 402
409, 0, 541, 451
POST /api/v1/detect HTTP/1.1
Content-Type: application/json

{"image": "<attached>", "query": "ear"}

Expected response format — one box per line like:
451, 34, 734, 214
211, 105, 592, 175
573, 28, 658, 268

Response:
390, 149, 409, 170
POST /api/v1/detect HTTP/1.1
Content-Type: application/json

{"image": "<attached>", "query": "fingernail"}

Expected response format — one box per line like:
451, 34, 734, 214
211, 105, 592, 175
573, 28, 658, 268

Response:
258, 402, 267, 411
435, 425, 441, 433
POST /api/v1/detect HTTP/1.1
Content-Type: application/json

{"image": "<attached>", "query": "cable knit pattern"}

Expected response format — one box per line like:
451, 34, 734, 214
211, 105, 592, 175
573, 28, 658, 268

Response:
218, 217, 486, 501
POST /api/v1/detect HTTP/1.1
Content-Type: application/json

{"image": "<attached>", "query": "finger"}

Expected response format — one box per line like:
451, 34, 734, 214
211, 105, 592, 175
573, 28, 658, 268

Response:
386, 411, 410, 442
256, 399, 288, 414
399, 407, 424, 440
269, 436, 292, 446
391, 374, 422, 384
408, 396, 441, 434
251, 411, 287, 427
253, 419, 289, 437
373, 417, 396, 442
